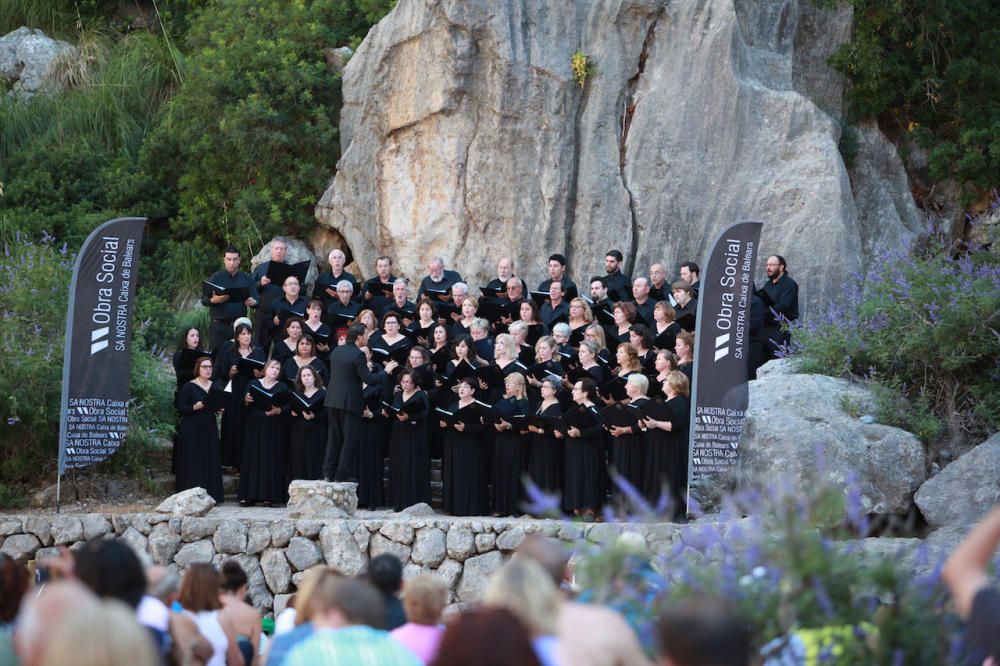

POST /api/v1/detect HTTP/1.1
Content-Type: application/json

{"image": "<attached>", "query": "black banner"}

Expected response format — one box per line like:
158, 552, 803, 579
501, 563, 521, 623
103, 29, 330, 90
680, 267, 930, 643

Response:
687, 221, 763, 495
58, 218, 146, 473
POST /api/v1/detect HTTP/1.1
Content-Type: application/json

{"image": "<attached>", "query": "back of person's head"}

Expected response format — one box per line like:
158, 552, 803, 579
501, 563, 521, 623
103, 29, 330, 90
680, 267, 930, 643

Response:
516, 535, 570, 587
656, 600, 750, 666
483, 557, 560, 636
367, 553, 403, 595
431, 607, 542, 666
312, 577, 384, 629
74, 538, 147, 609
293, 566, 342, 625
402, 573, 448, 626
40, 599, 158, 666
15, 580, 99, 666
220, 559, 248, 593
0, 553, 29, 623
179, 563, 221, 613
146, 565, 180, 604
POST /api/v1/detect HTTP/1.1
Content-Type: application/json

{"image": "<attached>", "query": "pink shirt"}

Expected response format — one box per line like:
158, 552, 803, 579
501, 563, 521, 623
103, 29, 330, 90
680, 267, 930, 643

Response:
390, 623, 445, 664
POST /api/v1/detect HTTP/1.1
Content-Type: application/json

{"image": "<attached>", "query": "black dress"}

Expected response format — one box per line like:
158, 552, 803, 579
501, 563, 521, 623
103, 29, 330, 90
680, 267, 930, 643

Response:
389, 391, 432, 510
214, 345, 266, 467
677, 362, 693, 382
238, 380, 289, 505
287, 388, 328, 481
281, 356, 329, 389
491, 397, 530, 516
609, 398, 648, 500
358, 373, 392, 509
528, 401, 564, 497
270, 338, 298, 366
563, 404, 606, 513
441, 401, 489, 515
654, 322, 681, 352
175, 382, 224, 502
643, 395, 690, 519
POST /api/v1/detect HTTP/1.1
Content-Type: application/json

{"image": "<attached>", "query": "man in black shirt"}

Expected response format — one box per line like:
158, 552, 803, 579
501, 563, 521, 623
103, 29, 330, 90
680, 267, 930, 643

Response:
756, 255, 799, 360
325, 280, 361, 330
538, 253, 578, 299
381, 279, 416, 325
314, 248, 359, 309
630, 277, 655, 326
540, 281, 570, 328
270, 275, 308, 342
363, 255, 397, 314
417, 256, 463, 301
486, 256, 527, 296
672, 280, 698, 332
649, 263, 670, 302
251, 237, 289, 349
680, 261, 701, 298
943, 505, 1000, 663
603, 250, 631, 302
203, 246, 259, 352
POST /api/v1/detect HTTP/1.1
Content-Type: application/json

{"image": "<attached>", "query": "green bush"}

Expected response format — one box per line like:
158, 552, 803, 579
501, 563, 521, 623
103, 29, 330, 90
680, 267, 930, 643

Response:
793, 233, 1000, 446
827, 0, 1000, 195
141, 0, 396, 252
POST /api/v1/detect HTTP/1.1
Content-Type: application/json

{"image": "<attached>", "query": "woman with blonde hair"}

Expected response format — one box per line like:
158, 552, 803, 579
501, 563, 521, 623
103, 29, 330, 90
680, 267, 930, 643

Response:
483, 557, 564, 666
391, 573, 448, 664
492, 372, 531, 516
265, 567, 342, 665
583, 323, 612, 365
41, 600, 159, 666
567, 297, 593, 344
643, 370, 691, 519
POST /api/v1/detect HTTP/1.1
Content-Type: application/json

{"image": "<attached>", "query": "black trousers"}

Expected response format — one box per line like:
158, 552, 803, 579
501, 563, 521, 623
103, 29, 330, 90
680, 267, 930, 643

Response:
324, 407, 362, 481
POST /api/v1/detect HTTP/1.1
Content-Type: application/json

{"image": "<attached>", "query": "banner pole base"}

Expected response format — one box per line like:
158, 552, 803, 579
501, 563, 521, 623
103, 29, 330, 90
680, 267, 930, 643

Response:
56, 473, 62, 514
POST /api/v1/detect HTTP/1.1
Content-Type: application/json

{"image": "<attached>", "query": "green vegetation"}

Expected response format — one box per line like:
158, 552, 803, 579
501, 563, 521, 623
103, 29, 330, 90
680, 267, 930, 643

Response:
793, 227, 1000, 447
826, 0, 1000, 195
0, 0, 394, 494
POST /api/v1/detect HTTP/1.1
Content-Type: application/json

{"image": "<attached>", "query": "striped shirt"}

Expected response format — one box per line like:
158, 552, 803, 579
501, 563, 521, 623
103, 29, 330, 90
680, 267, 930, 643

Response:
285, 626, 421, 666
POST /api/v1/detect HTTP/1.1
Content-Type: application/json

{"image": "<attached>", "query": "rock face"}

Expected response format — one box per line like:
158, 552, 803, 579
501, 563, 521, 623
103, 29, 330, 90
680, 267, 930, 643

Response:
0, 28, 76, 97
915, 433, 1000, 529
738, 372, 926, 514
286, 480, 357, 518
316, 0, 919, 316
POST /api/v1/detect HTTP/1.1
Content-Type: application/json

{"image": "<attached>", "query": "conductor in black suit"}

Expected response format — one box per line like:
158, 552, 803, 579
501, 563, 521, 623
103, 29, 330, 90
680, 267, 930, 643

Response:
324, 323, 383, 482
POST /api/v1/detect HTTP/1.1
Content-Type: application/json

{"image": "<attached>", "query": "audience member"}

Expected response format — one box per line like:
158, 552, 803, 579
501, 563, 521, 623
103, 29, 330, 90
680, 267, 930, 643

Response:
265, 567, 342, 666
40, 600, 159, 666
178, 563, 242, 666
483, 558, 564, 666
367, 553, 406, 630
219, 560, 263, 666
943, 505, 1000, 663
431, 607, 541, 666
390, 573, 447, 664
15, 580, 99, 666
655, 600, 750, 666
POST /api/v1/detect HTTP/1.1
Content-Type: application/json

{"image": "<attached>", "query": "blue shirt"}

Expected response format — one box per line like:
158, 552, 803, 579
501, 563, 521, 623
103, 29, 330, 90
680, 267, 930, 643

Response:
286, 625, 421, 666
266, 622, 315, 666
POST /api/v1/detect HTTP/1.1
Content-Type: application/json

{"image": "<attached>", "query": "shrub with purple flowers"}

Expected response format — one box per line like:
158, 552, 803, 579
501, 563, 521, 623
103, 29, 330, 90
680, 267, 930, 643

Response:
0, 232, 175, 503
553, 477, 970, 665
790, 228, 1000, 449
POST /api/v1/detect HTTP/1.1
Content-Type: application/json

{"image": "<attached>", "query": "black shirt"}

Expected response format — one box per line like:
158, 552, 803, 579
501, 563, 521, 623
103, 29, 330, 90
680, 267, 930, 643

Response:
969, 587, 1000, 662
758, 273, 799, 327
631, 299, 655, 327
313, 269, 359, 306
604, 270, 632, 301
417, 269, 463, 301
538, 277, 578, 300
540, 300, 570, 328
251, 261, 287, 314
202, 270, 259, 323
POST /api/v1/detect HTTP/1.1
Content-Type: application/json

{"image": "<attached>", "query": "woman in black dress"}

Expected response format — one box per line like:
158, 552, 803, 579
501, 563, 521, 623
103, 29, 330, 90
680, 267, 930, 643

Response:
567, 297, 593, 345
584, 323, 613, 366
271, 317, 305, 365
287, 365, 327, 481
648, 350, 678, 400
564, 378, 606, 518
652, 301, 682, 352
215, 323, 265, 469
517, 300, 548, 345
388, 369, 431, 510
281, 335, 328, 389
357, 344, 391, 509
491, 372, 530, 516
451, 296, 479, 339
642, 370, 691, 520
171, 326, 204, 474
175, 354, 224, 502
607, 374, 650, 502
527, 378, 564, 499
369, 311, 413, 367
439, 377, 489, 515
303, 299, 333, 360
239, 359, 289, 507
628, 324, 657, 374
606, 302, 636, 355
575, 340, 610, 386
674, 331, 695, 381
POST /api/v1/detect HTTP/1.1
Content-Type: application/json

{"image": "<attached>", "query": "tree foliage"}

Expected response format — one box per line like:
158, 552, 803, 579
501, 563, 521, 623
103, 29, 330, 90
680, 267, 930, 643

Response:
828, 0, 1000, 193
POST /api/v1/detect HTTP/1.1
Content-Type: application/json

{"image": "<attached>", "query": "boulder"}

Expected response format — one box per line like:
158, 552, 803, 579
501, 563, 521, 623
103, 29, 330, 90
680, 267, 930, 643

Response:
446, 525, 476, 562
261, 548, 292, 594
271, 521, 296, 548
495, 526, 524, 552
733, 372, 926, 514
435, 559, 463, 590
155, 488, 216, 517
286, 480, 356, 518
213, 520, 248, 555
50, 516, 83, 545
274, 593, 294, 616
455, 551, 504, 602
0, 518, 20, 537
915, 433, 1000, 529
228, 554, 272, 614
296, 520, 323, 538
316, 0, 916, 316
81, 514, 112, 540
285, 537, 324, 572
24, 516, 52, 545
411, 528, 447, 567
0, 28, 76, 97
148, 524, 182, 565
180, 517, 220, 542
1, 533, 40, 562
401, 503, 436, 517
319, 521, 366, 575
379, 521, 415, 544
475, 532, 496, 554
121, 526, 148, 557
247, 522, 271, 555
369, 533, 412, 562
174, 539, 216, 568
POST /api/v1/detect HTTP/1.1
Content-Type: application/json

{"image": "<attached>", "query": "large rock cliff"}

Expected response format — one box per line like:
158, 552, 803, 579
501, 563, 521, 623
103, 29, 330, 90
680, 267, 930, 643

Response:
316, 0, 923, 314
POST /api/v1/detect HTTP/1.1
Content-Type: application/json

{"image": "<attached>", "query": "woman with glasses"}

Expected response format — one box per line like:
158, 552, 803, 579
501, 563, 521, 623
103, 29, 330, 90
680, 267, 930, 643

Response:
175, 355, 224, 502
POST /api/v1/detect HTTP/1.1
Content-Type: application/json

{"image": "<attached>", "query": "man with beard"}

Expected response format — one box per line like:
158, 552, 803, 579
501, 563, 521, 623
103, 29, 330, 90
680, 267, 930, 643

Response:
603, 250, 631, 302
756, 255, 799, 360
679, 261, 701, 298
203, 246, 259, 353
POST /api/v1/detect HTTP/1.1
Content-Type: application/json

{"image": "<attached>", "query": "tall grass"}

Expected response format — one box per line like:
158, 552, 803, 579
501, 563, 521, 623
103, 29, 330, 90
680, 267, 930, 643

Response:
0, 30, 178, 161
0, 0, 78, 37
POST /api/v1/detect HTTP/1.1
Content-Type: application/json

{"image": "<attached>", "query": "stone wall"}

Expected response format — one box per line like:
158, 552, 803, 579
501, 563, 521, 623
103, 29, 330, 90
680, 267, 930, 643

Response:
0, 510, 678, 616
